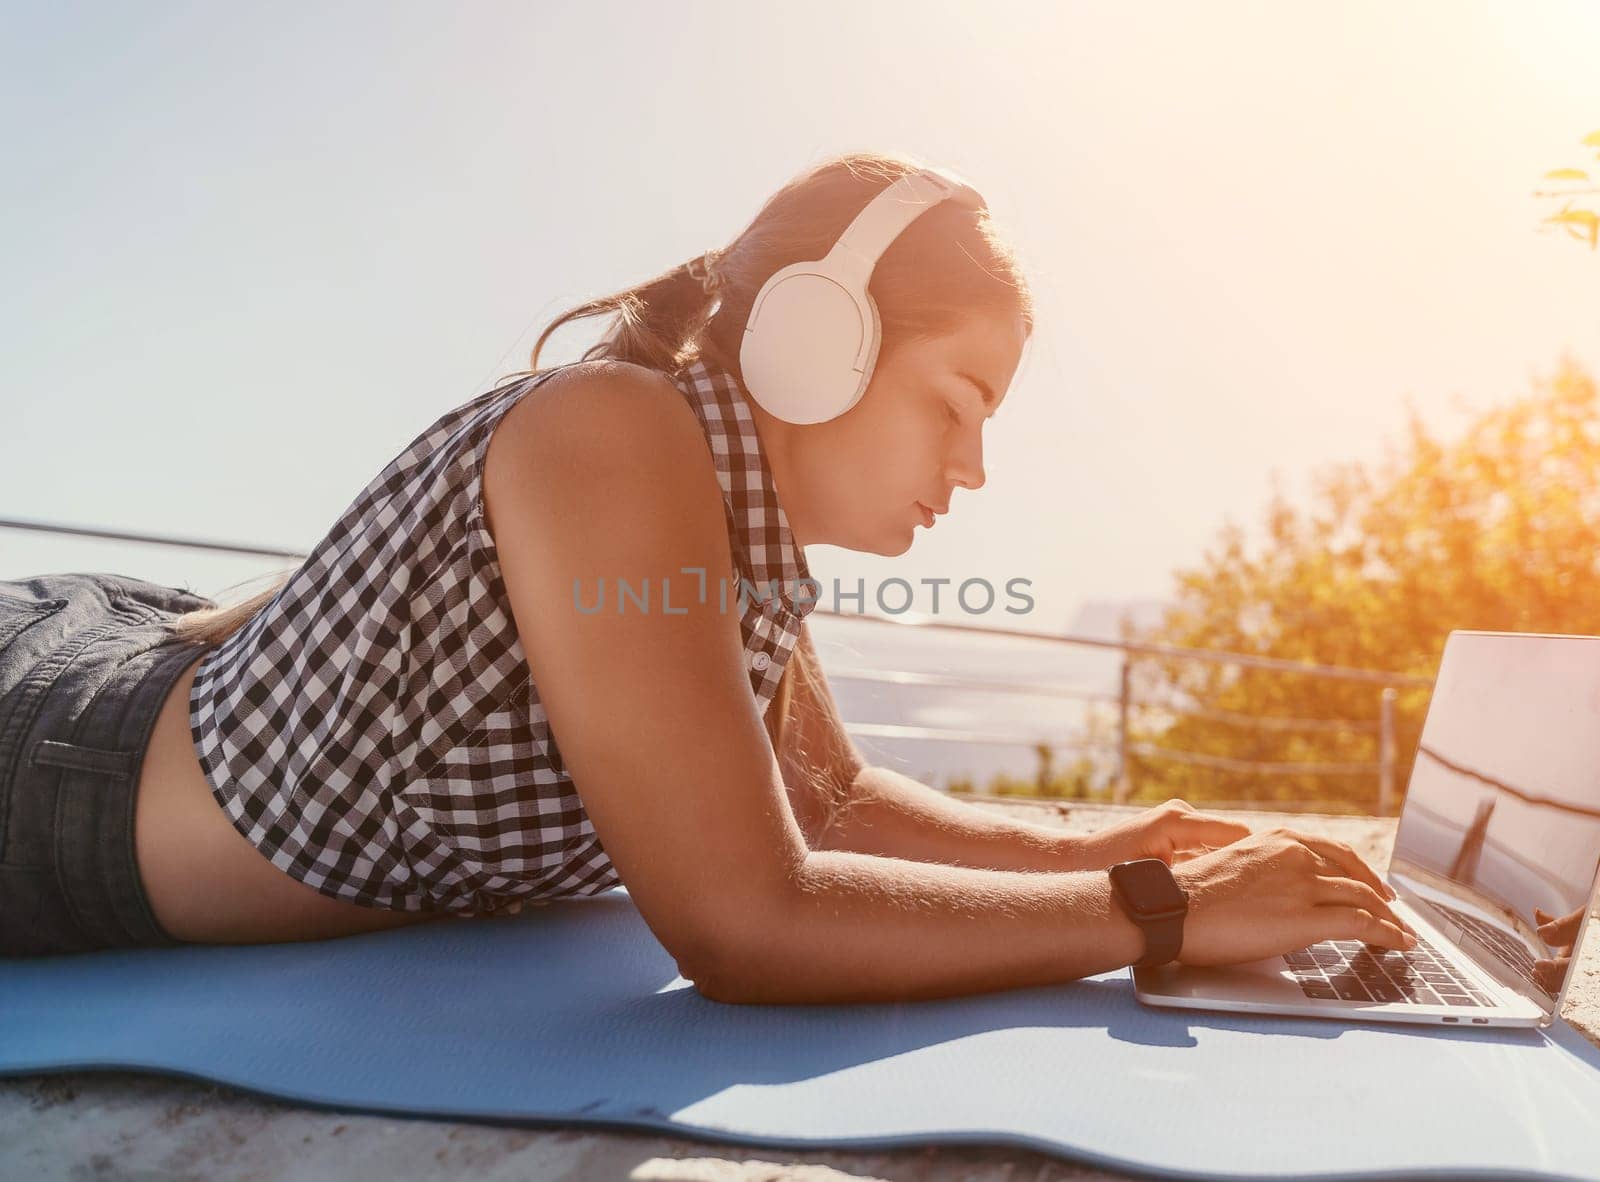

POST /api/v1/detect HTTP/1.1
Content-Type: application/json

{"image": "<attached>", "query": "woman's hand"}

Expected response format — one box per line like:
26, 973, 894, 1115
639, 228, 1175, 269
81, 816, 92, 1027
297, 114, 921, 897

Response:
1076, 798, 1254, 870
1532, 905, 1586, 993
1172, 826, 1418, 966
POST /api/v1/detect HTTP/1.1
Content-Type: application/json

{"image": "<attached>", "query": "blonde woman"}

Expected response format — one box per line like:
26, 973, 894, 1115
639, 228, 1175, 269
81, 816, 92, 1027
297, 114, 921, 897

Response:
0, 152, 1417, 999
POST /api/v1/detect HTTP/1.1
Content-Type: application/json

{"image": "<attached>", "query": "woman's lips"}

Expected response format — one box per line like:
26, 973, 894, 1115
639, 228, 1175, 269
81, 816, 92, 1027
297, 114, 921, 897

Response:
914, 501, 935, 527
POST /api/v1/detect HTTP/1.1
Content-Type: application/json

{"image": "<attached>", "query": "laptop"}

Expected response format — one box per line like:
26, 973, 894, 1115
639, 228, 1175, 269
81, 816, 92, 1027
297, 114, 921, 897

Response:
1133, 629, 1600, 1029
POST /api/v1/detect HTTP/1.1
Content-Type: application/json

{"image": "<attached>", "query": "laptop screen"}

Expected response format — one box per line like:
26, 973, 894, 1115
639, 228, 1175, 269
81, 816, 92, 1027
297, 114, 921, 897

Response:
1389, 631, 1600, 1017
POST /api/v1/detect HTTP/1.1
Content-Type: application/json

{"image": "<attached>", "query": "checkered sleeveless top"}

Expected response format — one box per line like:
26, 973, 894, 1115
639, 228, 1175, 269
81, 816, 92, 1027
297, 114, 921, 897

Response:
188, 356, 817, 914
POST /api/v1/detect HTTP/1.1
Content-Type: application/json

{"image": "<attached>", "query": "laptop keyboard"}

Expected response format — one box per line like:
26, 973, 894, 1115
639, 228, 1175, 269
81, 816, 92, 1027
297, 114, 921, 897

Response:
1425, 900, 1548, 995
1281, 934, 1491, 1007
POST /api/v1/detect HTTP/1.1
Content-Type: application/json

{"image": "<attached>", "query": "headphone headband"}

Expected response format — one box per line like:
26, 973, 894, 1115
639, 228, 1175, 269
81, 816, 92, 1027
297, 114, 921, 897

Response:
827, 168, 988, 286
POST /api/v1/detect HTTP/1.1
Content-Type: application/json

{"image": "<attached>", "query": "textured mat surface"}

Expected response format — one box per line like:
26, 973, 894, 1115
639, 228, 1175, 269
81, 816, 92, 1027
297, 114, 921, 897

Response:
3, 888, 1600, 1182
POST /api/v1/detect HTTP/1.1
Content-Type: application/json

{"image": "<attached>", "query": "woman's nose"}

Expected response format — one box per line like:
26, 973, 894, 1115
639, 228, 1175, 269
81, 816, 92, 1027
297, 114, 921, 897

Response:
946, 431, 986, 493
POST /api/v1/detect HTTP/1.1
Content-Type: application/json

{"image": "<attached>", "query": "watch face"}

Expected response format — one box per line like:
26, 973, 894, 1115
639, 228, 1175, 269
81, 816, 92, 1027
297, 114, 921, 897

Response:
1113, 858, 1187, 916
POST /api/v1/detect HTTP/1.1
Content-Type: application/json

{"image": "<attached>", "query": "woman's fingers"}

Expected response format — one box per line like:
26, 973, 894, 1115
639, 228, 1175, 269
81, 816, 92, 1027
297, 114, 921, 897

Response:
1317, 875, 1418, 940
1323, 904, 1414, 950
1297, 833, 1396, 902
1534, 957, 1571, 993
1157, 812, 1251, 864
1536, 906, 1585, 949
1174, 812, 1253, 849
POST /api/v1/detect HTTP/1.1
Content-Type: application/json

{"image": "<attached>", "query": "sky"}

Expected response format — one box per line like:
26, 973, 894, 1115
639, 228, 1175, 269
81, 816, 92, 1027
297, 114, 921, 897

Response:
4, 0, 1599, 636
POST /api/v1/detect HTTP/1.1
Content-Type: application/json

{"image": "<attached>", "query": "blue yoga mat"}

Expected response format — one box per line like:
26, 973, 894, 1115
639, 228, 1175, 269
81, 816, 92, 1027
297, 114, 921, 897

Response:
4, 887, 1600, 1182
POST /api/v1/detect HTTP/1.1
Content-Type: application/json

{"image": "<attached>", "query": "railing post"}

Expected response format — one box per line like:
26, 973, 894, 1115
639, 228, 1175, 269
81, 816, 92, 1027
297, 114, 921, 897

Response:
1115, 655, 1132, 805
1378, 687, 1397, 818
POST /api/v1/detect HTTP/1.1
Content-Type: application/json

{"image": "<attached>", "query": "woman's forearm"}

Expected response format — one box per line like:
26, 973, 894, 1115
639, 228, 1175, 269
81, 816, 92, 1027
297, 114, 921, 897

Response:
702, 850, 1147, 1004
814, 764, 1095, 873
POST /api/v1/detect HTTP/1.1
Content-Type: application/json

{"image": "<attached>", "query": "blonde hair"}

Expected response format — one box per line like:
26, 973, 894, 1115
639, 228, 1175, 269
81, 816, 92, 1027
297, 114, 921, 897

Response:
172, 150, 1034, 824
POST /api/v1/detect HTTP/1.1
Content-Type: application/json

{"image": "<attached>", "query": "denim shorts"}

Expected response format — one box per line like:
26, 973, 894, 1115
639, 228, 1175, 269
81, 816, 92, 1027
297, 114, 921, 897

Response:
0, 572, 218, 956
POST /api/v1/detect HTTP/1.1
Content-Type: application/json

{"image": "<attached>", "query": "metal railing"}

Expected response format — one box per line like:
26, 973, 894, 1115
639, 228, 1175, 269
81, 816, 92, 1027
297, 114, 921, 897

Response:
2, 513, 1436, 816
811, 608, 1432, 817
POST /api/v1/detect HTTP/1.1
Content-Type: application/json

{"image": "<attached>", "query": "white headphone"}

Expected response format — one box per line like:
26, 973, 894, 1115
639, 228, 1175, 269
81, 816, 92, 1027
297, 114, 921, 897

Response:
738, 166, 987, 426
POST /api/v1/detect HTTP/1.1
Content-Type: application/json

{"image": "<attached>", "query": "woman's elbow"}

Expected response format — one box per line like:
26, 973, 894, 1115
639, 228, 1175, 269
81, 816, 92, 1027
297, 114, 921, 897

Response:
686, 952, 786, 1005
686, 961, 751, 1004
677, 884, 799, 1004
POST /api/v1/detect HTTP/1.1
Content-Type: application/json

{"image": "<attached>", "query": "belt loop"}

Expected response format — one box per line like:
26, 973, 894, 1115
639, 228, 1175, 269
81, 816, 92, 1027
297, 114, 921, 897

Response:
30, 738, 138, 780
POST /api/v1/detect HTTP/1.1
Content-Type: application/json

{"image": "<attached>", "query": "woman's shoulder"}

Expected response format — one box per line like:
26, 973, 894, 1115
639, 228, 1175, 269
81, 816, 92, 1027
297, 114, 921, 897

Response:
482, 358, 726, 542
494, 358, 701, 453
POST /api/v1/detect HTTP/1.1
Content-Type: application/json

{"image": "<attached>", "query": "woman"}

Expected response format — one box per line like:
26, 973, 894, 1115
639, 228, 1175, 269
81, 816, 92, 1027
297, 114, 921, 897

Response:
0, 152, 1418, 1000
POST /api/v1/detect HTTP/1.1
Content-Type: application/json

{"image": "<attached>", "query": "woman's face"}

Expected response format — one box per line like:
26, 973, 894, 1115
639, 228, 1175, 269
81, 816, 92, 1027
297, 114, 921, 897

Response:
750, 310, 1027, 555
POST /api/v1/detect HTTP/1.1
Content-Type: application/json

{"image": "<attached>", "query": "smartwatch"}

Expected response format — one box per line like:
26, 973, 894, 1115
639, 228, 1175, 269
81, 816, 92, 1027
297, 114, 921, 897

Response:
1108, 858, 1188, 968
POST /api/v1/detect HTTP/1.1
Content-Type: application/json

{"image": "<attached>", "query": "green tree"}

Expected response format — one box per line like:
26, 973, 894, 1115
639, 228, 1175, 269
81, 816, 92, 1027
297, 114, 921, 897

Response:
1128, 358, 1600, 813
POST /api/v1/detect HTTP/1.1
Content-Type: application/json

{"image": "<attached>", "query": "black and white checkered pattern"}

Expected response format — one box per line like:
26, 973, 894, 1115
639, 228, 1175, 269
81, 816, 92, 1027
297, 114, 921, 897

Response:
188, 355, 816, 914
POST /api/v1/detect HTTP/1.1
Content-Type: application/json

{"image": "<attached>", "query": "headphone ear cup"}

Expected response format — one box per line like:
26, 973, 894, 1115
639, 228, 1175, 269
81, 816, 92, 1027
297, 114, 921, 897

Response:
855, 290, 881, 413
821, 288, 880, 422
740, 263, 877, 425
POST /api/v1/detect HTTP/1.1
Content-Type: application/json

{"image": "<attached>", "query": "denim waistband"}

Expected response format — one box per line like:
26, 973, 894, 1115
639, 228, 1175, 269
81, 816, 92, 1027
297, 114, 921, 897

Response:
48, 636, 212, 947
1, 573, 217, 951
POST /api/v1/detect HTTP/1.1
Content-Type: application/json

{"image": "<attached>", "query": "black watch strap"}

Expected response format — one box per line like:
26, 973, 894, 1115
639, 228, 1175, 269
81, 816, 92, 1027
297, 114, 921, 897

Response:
1109, 859, 1188, 968
1130, 910, 1185, 968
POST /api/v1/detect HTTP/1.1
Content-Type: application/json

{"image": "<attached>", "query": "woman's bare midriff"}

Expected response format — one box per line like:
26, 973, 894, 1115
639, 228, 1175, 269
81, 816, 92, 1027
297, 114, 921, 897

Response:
133, 651, 442, 945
